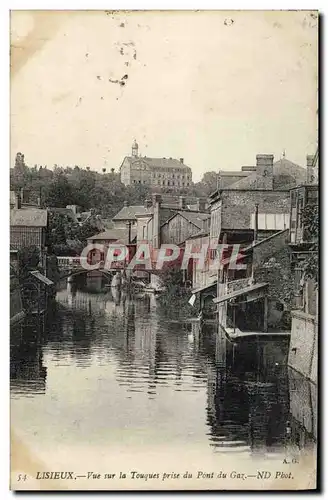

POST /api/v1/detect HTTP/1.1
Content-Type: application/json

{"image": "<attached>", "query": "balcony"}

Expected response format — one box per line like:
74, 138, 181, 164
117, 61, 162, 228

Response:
289, 184, 318, 246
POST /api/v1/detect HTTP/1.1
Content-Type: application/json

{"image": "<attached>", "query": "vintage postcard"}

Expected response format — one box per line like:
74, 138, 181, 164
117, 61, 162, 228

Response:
10, 10, 318, 491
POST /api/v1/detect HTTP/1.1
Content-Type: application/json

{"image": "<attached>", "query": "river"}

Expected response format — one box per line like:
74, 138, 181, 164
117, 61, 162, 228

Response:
10, 275, 317, 488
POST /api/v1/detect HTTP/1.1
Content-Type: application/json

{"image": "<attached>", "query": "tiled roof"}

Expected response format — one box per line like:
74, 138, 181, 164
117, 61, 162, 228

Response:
88, 228, 135, 242
177, 211, 210, 229
112, 205, 149, 221
10, 209, 48, 227
125, 156, 191, 170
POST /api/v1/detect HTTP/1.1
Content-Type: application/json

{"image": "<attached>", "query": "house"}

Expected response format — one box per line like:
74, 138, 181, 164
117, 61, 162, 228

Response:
287, 168, 318, 384
217, 155, 307, 190
209, 154, 296, 251
87, 227, 137, 268
120, 140, 192, 188
160, 211, 210, 246
10, 208, 48, 256
189, 152, 309, 327
112, 202, 150, 229
87, 227, 137, 246
135, 194, 208, 248
212, 229, 292, 334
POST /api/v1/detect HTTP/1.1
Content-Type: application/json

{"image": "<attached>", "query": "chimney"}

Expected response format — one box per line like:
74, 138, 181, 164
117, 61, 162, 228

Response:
15, 191, 21, 209
152, 194, 162, 249
180, 158, 184, 164
152, 193, 162, 208
306, 155, 315, 184
179, 196, 186, 209
256, 154, 274, 189
196, 198, 206, 212
123, 200, 128, 207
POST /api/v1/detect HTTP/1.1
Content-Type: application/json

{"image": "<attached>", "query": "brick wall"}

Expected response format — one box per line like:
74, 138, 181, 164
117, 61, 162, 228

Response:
221, 190, 290, 229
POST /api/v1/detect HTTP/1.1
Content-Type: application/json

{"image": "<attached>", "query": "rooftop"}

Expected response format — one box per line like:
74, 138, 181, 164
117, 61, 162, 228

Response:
124, 156, 191, 170
10, 208, 48, 227
177, 211, 210, 229
112, 205, 150, 221
88, 227, 137, 242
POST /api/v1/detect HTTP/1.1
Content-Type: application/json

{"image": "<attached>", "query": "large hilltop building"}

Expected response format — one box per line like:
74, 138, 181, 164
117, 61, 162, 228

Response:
120, 140, 192, 188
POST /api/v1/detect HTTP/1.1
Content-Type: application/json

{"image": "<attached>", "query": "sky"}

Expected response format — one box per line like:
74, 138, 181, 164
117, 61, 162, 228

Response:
10, 10, 318, 181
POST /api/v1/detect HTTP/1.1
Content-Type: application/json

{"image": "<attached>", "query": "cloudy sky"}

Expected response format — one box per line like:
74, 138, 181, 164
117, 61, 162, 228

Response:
10, 10, 318, 181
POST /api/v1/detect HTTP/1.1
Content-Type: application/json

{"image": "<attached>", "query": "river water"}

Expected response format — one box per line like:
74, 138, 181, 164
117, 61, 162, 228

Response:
10, 276, 317, 487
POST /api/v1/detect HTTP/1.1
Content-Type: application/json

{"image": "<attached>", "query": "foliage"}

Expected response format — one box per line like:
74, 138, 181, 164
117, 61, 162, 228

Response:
156, 267, 194, 318
10, 153, 218, 219
47, 212, 99, 255
17, 245, 41, 281
301, 203, 319, 284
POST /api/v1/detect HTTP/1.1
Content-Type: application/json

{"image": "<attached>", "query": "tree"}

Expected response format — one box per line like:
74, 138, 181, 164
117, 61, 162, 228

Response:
17, 245, 40, 281
45, 172, 75, 207
48, 212, 68, 246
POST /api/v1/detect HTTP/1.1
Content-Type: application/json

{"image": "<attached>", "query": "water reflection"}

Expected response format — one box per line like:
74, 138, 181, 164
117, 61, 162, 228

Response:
10, 276, 316, 456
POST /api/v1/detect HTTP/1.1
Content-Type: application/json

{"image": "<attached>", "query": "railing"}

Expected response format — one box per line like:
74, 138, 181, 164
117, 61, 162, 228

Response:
57, 256, 121, 271
226, 277, 251, 294
57, 256, 88, 268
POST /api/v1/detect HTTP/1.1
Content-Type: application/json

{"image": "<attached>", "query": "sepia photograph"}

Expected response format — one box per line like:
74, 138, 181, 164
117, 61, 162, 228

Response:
9, 9, 318, 491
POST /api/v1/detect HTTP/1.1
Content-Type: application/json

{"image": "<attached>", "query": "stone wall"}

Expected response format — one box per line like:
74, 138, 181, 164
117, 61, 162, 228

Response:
221, 190, 290, 230
288, 310, 318, 384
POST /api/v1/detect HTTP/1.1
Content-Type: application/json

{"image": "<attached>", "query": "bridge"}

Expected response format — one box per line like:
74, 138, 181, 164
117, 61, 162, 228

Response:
57, 256, 117, 280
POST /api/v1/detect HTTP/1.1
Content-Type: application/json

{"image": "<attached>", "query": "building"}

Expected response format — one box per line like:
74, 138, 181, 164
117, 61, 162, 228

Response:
87, 227, 137, 268
120, 140, 192, 188
189, 152, 310, 327
10, 208, 48, 255
217, 155, 307, 190
112, 202, 150, 229
87, 227, 137, 247
160, 211, 210, 246
287, 155, 318, 384
209, 154, 298, 250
